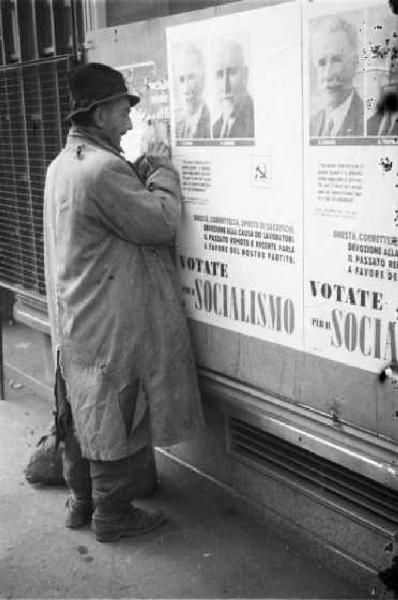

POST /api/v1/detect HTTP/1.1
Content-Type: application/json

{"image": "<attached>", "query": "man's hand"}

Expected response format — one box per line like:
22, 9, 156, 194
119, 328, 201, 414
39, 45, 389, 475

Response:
140, 120, 170, 158
132, 152, 177, 185
133, 121, 175, 183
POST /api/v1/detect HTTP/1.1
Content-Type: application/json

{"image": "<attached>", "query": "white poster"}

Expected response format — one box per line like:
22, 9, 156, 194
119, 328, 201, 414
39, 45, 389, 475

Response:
167, 2, 304, 350
303, 0, 398, 371
166, 0, 397, 373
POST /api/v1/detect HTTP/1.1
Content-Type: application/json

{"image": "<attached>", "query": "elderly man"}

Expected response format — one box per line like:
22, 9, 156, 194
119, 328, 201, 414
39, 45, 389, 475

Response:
212, 38, 254, 139
44, 63, 203, 543
174, 43, 210, 139
310, 16, 364, 137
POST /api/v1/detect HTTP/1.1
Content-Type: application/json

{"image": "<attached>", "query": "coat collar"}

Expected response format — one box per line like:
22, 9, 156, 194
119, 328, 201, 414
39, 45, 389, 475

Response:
67, 125, 123, 159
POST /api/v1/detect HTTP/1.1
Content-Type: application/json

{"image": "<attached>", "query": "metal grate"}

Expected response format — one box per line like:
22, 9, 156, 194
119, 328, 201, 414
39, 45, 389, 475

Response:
229, 416, 398, 526
0, 56, 72, 296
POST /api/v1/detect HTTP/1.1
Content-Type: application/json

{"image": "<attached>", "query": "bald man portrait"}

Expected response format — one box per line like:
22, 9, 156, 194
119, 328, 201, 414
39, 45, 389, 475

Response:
174, 43, 210, 139
212, 37, 255, 139
310, 16, 364, 138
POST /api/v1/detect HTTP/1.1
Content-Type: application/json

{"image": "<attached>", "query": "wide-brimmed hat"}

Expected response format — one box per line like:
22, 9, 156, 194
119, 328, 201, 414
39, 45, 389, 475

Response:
66, 62, 140, 120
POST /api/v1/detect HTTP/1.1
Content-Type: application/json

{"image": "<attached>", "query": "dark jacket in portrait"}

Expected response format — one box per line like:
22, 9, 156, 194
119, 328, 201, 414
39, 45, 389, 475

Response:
176, 103, 211, 139
310, 89, 364, 137
367, 111, 398, 136
213, 94, 255, 139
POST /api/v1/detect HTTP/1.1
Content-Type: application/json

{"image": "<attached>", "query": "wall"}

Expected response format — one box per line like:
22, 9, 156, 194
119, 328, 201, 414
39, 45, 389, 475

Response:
84, 0, 398, 493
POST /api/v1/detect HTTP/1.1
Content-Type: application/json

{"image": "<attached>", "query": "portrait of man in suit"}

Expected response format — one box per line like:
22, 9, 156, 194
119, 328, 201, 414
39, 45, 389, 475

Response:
367, 64, 398, 136
212, 38, 254, 139
174, 43, 210, 140
310, 16, 364, 138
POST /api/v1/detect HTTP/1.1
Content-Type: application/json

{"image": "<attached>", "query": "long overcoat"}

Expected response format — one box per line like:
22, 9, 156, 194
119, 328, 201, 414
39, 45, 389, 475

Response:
44, 126, 203, 461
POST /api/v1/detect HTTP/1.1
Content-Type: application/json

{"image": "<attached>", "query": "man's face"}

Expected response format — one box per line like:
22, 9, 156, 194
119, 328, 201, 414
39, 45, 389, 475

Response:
176, 51, 204, 116
313, 29, 357, 109
215, 42, 248, 118
98, 97, 132, 147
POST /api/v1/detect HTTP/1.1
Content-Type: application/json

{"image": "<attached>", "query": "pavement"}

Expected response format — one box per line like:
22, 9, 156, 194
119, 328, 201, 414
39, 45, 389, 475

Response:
0, 322, 384, 599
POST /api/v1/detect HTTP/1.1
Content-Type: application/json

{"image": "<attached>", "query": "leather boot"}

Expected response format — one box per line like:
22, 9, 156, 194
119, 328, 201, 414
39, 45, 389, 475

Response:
90, 451, 166, 542
92, 505, 166, 543
65, 494, 93, 529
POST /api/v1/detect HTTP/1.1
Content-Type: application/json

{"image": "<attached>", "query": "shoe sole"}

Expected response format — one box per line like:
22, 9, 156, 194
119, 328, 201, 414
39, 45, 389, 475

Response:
65, 516, 92, 529
95, 514, 167, 543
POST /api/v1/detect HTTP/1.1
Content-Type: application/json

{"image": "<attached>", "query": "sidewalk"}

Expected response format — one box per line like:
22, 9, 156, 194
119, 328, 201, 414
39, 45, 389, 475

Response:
0, 379, 381, 599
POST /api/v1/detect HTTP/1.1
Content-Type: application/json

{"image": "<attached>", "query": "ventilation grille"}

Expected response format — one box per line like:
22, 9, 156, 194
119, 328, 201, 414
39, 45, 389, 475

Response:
229, 416, 398, 526
0, 56, 72, 296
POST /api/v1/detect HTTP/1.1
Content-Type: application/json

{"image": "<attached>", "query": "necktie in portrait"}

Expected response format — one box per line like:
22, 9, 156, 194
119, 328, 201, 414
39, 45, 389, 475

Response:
323, 117, 334, 136
221, 120, 230, 138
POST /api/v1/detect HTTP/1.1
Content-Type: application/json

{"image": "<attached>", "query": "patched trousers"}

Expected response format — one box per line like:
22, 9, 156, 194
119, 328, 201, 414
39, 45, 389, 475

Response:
62, 413, 154, 517
55, 353, 155, 517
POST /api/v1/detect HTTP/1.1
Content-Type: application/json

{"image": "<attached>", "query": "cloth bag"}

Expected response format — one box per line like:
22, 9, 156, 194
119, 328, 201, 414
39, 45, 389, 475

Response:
24, 424, 64, 486
24, 423, 159, 495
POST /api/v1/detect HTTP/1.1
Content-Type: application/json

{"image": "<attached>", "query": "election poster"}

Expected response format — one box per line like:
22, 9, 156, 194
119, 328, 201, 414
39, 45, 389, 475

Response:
166, 0, 397, 374
167, 2, 304, 350
303, 0, 398, 372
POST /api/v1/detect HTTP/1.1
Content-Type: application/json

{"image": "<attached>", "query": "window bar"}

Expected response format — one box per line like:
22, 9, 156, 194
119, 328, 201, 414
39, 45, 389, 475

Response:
24, 63, 47, 294
9, 0, 21, 62
14, 66, 40, 292
1, 68, 25, 286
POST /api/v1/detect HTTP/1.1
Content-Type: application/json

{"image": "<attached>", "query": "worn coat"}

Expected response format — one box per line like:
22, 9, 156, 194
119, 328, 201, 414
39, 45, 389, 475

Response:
44, 126, 203, 461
